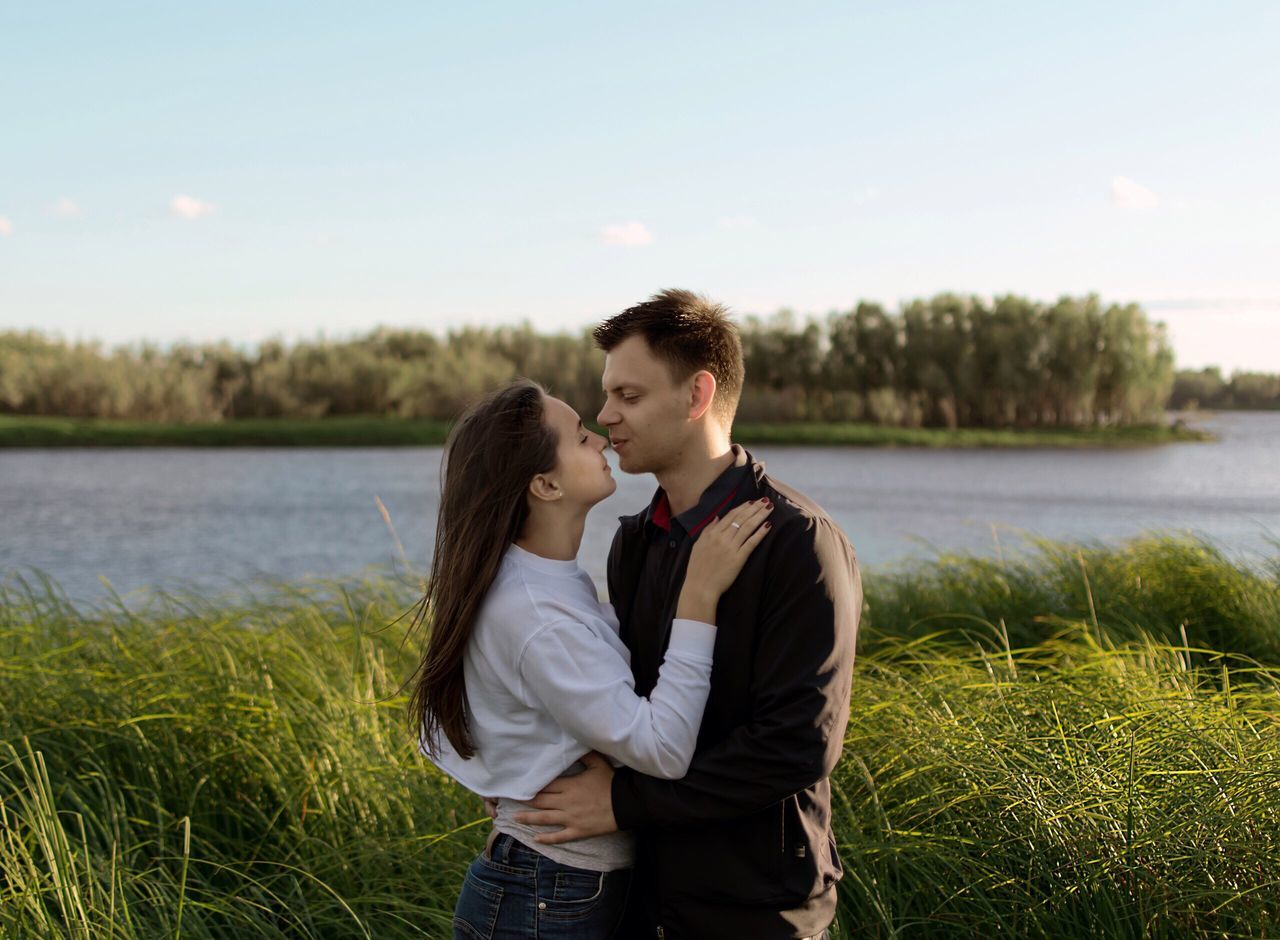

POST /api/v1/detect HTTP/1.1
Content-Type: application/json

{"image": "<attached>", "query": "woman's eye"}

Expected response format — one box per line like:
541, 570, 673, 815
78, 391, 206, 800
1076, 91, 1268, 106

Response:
580, 436, 588, 444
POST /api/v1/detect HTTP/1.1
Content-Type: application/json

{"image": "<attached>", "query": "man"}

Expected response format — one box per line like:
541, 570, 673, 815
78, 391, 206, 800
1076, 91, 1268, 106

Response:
515, 289, 861, 938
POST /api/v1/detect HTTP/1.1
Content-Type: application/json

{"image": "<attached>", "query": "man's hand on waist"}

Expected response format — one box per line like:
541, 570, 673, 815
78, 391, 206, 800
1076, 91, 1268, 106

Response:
512, 751, 618, 845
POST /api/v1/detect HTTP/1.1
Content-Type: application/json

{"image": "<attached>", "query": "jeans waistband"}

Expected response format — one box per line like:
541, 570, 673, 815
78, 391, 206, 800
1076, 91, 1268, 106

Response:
485, 830, 536, 866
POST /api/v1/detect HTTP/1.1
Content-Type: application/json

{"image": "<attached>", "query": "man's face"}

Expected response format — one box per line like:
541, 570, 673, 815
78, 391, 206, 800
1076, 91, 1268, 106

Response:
597, 335, 691, 475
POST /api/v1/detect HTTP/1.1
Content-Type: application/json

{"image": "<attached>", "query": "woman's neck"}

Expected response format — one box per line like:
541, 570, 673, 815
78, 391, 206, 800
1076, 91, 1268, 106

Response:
515, 509, 586, 562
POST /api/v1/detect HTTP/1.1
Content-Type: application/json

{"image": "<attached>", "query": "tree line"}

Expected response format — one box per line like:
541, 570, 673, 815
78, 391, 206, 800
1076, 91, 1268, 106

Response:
3, 293, 1268, 429
1168, 367, 1280, 411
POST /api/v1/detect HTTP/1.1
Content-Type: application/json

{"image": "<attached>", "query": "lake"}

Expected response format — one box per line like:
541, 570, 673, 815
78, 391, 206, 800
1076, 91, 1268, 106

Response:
2, 412, 1277, 603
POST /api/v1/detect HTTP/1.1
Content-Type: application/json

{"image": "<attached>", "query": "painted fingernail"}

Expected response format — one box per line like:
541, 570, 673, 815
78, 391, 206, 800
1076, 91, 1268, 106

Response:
764, 521, 772, 528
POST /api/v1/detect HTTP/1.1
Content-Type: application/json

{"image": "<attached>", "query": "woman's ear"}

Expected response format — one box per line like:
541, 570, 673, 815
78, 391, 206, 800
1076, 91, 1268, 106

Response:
528, 473, 562, 503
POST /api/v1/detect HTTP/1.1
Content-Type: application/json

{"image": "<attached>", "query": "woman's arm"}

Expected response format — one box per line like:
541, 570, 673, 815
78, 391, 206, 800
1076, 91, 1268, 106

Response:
517, 615, 716, 779
518, 498, 773, 780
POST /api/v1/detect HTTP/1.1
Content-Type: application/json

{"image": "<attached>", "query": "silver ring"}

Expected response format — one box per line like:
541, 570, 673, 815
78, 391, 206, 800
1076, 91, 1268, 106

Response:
730, 522, 741, 530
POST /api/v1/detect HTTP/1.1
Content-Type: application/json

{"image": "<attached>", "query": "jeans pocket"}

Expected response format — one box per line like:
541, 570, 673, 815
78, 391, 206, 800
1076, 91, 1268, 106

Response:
453, 867, 504, 940
540, 867, 629, 927
552, 869, 605, 904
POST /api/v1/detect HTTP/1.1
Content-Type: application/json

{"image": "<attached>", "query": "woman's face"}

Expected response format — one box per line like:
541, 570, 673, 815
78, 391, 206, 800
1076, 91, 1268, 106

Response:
540, 395, 617, 508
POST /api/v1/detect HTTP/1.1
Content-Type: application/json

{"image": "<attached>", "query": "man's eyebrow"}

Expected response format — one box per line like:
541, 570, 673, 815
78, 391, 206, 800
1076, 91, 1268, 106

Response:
603, 382, 643, 393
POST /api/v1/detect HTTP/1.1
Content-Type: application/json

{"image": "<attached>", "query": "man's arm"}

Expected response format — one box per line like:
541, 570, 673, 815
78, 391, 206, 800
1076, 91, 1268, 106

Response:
611, 514, 861, 829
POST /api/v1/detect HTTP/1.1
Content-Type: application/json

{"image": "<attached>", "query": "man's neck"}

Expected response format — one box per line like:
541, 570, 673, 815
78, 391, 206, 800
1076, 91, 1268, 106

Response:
657, 443, 736, 518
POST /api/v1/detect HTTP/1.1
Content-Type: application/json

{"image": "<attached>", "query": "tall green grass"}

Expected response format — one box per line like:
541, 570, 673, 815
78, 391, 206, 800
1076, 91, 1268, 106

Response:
2, 536, 1277, 937
0, 576, 477, 937
862, 533, 1280, 663
839, 632, 1280, 937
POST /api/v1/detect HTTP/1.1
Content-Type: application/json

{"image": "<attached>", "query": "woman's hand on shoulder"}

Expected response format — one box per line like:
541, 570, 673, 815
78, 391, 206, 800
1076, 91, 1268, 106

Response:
677, 498, 774, 621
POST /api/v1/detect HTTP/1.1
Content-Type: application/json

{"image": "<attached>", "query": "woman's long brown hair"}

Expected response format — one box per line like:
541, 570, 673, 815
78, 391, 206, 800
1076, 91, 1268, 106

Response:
408, 379, 558, 759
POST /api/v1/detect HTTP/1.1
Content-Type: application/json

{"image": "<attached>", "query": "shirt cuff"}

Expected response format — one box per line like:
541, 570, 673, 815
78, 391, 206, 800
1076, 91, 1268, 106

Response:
667, 617, 717, 661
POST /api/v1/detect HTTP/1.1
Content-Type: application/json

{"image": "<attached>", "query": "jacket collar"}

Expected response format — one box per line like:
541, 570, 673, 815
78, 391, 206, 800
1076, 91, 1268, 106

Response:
619, 443, 764, 538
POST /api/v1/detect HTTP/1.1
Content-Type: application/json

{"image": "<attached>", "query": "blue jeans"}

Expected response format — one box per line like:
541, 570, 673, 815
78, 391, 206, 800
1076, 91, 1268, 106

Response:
453, 832, 632, 939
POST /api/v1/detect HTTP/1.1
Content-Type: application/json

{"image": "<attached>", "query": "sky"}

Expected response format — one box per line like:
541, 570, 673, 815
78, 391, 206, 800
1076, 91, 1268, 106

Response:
2, 1, 1277, 373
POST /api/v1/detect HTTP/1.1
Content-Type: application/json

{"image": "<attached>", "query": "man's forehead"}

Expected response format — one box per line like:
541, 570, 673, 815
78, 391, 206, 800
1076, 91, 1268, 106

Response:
602, 368, 659, 393
602, 368, 646, 391
602, 338, 666, 388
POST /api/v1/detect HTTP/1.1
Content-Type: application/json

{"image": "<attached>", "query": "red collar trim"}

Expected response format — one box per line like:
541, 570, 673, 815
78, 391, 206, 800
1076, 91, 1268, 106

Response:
652, 493, 673, 531
652, 487, 740, 537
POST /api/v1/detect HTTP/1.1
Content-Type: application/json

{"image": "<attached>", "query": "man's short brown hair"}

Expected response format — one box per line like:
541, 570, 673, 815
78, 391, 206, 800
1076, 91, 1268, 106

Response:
592, 288, 745, 422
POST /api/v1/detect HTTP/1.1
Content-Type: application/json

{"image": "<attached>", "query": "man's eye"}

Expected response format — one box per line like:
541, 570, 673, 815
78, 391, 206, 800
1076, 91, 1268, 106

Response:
622, 396, 638, 403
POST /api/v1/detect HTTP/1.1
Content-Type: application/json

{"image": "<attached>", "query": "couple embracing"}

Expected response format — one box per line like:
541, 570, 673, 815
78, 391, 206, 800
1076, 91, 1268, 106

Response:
411, 289, 862, 939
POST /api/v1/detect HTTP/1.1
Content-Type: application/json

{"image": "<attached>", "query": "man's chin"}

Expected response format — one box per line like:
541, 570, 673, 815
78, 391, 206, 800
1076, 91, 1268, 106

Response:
615, 455, 646, 475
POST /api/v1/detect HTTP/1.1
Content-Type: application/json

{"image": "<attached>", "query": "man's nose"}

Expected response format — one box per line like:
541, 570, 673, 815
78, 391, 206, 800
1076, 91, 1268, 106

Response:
597, 404, 617, 427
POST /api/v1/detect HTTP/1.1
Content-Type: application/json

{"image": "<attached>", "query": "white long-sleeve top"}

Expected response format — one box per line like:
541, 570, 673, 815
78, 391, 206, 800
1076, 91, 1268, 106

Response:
421, 542, 717, 802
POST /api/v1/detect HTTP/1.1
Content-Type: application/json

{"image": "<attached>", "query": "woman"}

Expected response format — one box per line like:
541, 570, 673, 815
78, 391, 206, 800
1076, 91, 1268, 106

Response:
409, 379, 772, 939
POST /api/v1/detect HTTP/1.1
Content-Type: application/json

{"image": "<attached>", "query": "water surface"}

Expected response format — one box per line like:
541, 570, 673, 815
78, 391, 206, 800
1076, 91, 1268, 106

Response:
2, 412, 1276, 603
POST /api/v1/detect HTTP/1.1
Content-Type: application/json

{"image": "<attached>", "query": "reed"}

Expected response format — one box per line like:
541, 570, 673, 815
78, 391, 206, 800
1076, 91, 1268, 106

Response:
1, 535, 1276, 937
836, 631, 1280, 937
861, 532, 1280, 665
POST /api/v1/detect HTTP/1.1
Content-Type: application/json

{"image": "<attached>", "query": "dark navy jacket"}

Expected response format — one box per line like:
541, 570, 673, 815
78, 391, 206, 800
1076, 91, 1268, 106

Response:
608, 445, 862, 939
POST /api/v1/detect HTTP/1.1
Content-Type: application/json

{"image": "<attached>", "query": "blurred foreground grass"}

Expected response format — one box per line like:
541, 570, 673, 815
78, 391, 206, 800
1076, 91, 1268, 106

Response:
2, 534, 1277, 938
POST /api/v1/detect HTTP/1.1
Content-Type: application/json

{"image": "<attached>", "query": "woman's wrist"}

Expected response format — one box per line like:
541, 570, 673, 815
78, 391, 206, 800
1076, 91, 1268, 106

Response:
675, 587, 720, 624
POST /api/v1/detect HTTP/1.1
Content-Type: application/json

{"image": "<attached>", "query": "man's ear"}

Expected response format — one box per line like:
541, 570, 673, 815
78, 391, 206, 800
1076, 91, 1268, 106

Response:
528, 473, 562, 503
688, 371, 717, 421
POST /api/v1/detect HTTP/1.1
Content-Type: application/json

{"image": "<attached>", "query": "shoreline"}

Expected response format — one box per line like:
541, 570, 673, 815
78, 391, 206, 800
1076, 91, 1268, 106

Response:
0, 415, 1214, 449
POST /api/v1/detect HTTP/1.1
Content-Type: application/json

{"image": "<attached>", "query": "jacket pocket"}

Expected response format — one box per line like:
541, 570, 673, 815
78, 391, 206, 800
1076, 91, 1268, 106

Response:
654, 805, 789, 905
779, 790, 841, 899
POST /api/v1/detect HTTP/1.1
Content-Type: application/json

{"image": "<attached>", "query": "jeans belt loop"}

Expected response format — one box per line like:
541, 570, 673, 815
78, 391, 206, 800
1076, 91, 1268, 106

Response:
484, 826, 500, 860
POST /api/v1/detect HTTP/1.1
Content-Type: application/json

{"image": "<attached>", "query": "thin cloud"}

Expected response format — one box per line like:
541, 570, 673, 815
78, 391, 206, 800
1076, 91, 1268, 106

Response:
719, 215, 762, 230
51, 197, 81, 217
0, 217, 12, 237
170, 194, 217, 220
1111, 176, 1159, 209
1145, 297, 1280, 310
600, 221, 652, 246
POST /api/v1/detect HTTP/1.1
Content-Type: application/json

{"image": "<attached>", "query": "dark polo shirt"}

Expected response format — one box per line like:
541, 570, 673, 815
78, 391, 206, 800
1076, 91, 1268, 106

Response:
625, 444, 754, 697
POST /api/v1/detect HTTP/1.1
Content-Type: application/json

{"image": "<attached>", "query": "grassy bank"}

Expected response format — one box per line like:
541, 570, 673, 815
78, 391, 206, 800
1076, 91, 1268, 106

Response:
2, 535, 1277, 937
0, 414, 1212, 448
736, 420, 1212, 448
0, 415, 455, 447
